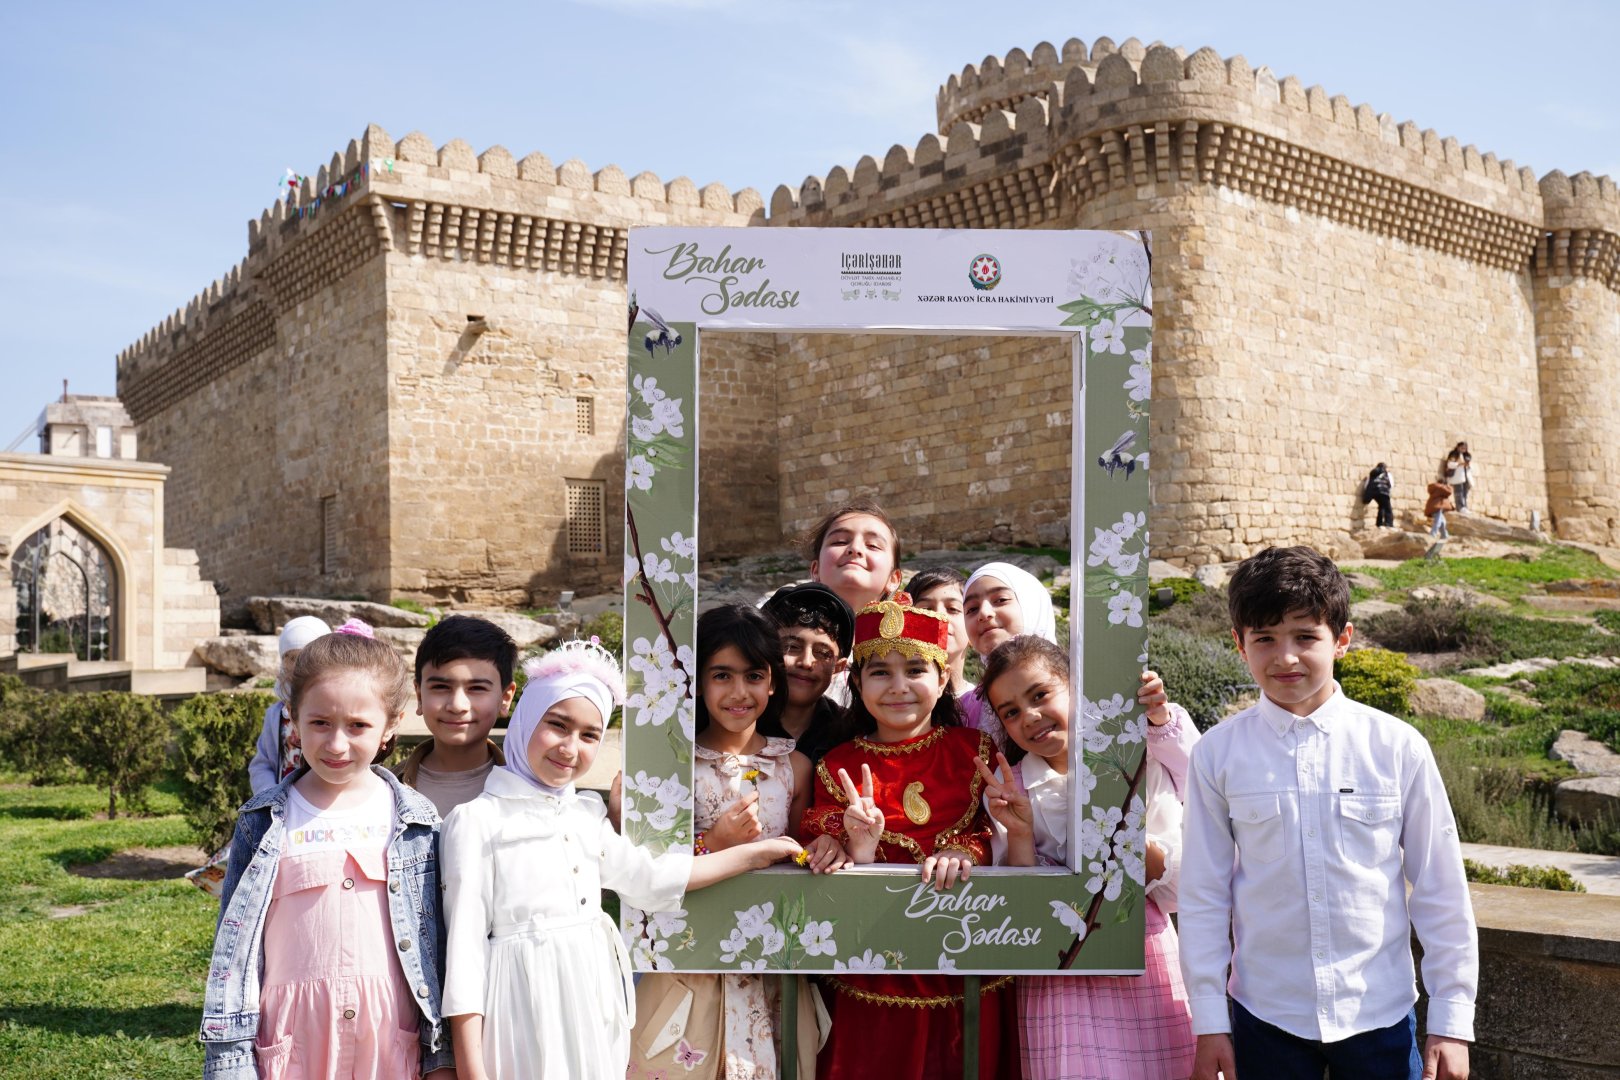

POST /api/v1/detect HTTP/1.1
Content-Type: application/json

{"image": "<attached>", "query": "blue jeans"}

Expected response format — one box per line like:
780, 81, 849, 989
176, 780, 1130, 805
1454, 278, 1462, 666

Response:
1232, 999, 1420, 1080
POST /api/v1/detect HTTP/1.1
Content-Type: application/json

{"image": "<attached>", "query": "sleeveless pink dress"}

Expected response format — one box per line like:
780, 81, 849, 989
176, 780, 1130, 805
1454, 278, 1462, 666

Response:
254, 789, 420, 1079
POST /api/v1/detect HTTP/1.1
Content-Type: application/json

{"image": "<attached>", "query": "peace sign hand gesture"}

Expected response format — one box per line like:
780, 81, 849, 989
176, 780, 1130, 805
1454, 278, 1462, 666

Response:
975, 753, 1038, 867
837, 764, 884, 864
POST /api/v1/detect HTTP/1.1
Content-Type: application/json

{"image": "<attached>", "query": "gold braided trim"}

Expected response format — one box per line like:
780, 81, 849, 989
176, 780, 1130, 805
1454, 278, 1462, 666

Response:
851, 728, 947, 756
932, 843, 981, 862
823, 974, 1015, 1008
852, 636, 948, 669
815, 759, 849, 805
931, 729, 994, 848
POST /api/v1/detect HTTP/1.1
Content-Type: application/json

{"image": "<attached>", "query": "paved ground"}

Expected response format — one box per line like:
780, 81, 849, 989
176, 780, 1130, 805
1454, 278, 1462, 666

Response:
1461, 842, 1620, 896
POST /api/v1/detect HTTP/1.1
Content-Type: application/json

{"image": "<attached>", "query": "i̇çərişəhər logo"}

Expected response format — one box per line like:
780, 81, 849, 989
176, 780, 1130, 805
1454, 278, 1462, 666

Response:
968, 253, 1001, 291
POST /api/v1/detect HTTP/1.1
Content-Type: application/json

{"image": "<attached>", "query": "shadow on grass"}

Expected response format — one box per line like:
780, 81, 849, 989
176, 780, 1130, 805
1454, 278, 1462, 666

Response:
0, 803, 94, 821
0, 1002, 198, 1040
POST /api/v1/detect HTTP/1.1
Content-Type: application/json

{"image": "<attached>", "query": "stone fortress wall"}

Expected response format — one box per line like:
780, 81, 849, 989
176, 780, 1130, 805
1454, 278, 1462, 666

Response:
117, 35, 1620, 604
118, 127, 760, 605
765, 36, 1619, 561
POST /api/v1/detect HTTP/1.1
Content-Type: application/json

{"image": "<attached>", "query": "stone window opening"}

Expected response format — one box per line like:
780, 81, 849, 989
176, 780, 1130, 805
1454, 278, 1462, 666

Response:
575, 395, 594, 436
11, 516, 117, 661
565, 479, 605, 556
321, 495, 338, 574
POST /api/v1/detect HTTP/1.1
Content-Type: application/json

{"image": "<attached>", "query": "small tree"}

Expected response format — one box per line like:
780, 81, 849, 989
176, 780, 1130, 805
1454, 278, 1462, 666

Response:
169, 691, 273, 854
63, 692, 169, 818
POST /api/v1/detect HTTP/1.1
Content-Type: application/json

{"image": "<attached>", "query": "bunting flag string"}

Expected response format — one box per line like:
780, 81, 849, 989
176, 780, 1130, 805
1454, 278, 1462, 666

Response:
280, 158, 396, 219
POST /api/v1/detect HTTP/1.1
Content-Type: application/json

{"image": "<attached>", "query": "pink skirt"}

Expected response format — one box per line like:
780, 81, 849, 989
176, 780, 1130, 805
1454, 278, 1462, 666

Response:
1017, 901, 1195, 1080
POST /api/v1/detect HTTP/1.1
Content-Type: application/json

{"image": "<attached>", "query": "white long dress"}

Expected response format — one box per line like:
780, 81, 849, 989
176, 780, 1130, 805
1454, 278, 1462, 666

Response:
441, 765, 692, 1080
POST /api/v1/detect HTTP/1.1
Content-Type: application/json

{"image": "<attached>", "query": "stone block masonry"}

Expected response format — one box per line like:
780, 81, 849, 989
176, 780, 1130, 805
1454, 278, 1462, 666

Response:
118, 33, 1620, 602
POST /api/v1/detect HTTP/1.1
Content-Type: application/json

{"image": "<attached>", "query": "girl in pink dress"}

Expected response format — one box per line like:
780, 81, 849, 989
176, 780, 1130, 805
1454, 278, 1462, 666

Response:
202, 623, 454, 1080
974, 635, 1198, 1080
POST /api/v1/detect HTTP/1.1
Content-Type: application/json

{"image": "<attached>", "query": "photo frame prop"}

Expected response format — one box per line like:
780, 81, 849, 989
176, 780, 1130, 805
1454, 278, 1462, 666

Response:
622, 227, 1152, 974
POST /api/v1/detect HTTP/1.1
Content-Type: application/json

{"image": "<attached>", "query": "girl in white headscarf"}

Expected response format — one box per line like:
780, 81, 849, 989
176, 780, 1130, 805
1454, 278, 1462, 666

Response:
963, 562, 1058, 660
440, 640, 804, 1080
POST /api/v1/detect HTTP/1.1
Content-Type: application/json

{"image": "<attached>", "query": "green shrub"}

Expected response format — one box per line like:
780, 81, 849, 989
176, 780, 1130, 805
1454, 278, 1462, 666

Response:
1358, 597, 1496, 656
1463, 859, 1585, 892
1595, 611, 1620, 635
170, 691, 275, 854
1360, 598, 1619, 668
1146, 624, 1253, 731
391, 598, 429, 615
1335, 648, 1419, 715
0, 679, 79, 784
58, 692, 168, 818
580, 611, 625, 660
1149, 576, 1206, 613
1432, 740, 1577, 851
1151, 587, 1233, 639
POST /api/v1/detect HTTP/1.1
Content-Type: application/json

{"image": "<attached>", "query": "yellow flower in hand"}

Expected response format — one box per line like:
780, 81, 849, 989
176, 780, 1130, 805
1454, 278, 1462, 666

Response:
793, 849, 811, 867
742, 768, 762, 784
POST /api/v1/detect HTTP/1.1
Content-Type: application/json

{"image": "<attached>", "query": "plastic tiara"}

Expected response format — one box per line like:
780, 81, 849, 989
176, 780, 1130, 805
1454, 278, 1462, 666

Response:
523, 637, 626, 705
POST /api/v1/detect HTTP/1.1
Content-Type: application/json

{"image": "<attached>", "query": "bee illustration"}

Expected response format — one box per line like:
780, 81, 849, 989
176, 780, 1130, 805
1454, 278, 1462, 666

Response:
1097, 429, 1139, 479
640, 306, 682, 357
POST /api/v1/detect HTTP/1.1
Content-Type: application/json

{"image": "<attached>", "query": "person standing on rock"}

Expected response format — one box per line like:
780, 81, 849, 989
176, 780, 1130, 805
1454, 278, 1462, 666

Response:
1443, 442, 1473, 513
1363, 463, 1394, 529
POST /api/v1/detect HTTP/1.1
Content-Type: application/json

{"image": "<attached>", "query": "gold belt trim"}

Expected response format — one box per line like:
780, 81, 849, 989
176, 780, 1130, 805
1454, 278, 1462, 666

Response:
822, 974, 1014, 1009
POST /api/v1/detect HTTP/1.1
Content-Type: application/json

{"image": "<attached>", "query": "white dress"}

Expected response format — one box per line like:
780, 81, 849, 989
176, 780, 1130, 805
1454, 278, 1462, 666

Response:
441, 765, 692, 1080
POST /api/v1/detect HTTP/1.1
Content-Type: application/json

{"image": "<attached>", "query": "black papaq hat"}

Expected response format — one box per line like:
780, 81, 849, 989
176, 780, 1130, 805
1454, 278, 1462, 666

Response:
762, 582, 855, 658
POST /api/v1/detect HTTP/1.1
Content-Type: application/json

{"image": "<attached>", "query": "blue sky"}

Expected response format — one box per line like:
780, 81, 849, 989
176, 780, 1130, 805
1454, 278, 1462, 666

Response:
1, 0, 1615, 449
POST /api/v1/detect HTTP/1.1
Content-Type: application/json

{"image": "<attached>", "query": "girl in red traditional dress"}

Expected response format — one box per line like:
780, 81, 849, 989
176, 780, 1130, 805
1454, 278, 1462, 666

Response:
800, 594, 1020, 1080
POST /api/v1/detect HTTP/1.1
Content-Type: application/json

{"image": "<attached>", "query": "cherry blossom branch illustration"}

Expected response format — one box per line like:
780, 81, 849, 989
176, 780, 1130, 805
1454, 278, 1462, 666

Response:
1058, 747, 1149, 970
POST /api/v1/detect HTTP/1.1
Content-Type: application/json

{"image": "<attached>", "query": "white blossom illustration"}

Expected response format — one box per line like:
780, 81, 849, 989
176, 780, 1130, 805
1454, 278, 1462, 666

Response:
799, 921, 836, 957
625, 635, 694, 728
1050, 900, 1087, 937
833, 948, 888, 973
1090, 316, 1127, 355
626, 454, 654, 491
1086, 856, 1125, 902
1107, 590, 1144, 628
623, 905, 691, 971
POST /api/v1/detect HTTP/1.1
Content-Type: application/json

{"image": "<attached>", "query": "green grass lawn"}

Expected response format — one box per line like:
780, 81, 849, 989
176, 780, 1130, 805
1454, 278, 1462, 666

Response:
1359, 543, 1618, 610
0, 775, 212, 1079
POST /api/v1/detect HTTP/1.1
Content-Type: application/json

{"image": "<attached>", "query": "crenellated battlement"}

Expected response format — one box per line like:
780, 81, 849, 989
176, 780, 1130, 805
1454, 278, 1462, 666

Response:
117, 124, 764, 420
767, 93, 1057, 229
768, 36, 1620, 277
935, 36, 1182, 134
1535, 170, 1620, 287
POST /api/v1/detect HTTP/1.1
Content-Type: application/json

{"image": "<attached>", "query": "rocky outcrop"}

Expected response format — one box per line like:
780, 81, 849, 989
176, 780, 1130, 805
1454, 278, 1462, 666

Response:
1359, 530, 1433, 561
1553, 777, 1620, 827
452, 611, 560, 649
1550, 730, 1620, 776
1408, 678, 1486, 721
193, 635, 280, 679
247, 596, 431, 634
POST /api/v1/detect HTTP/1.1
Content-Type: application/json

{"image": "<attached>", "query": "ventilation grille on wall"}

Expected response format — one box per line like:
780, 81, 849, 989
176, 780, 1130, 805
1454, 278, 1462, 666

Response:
321, 495, 338, 573
565, 479, 605, 555
575, 395, 594, 436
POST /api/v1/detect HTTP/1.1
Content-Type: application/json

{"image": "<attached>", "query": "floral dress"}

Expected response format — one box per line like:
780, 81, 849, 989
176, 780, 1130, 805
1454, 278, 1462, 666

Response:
628, 737, 798, 1080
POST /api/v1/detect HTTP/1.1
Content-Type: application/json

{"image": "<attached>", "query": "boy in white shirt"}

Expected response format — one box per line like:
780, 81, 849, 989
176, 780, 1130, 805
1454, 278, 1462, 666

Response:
1181, 546, 1476, 1080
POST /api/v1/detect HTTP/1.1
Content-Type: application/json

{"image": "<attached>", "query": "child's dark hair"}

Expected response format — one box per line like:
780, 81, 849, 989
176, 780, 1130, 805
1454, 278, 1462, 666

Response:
414, 615, 520, 687
834, 652, 961, 744
290, 632, 414, 763
977, 636, 1069, 765
800, 498, 904, 571
696, 604, 789, 738
1227, 546, 1351, 638
905, 566, 965, 603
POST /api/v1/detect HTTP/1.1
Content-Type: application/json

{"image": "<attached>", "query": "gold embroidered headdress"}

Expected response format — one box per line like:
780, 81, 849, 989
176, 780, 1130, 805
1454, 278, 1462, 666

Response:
851, 591, 949, 670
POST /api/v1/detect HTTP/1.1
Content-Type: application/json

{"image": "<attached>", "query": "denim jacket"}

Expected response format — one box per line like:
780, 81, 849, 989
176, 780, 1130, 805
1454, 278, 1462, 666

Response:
199, 766, 454, 1078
